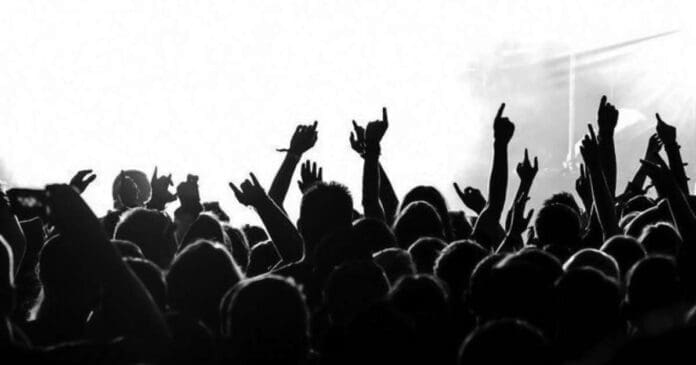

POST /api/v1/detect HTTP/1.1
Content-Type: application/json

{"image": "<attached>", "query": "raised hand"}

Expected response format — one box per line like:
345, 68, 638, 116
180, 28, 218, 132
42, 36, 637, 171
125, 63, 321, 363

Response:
349, 120, 367, 156
365, 107, 389, 149
453, 183, 486, 214
177, 174, 200, 206
493, 103, 515, 144
656, 113, 677, 147
579, 124, 600, 168
69, 169, 97, 193
509, 194, 534, 237
283, 121, 318, 156
597, 95, 618, 133
297, 160, 323, 193
640, 156, 672, 192
516, 148, 539, 186
229, 173, 267, 208
575, 164, 592, 209
147, 167, 176, 210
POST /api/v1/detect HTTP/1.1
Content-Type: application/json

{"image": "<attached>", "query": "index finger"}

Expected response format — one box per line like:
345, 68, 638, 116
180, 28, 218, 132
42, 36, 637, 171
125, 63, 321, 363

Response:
382, 107, 388, 124
496, 103, 506, 119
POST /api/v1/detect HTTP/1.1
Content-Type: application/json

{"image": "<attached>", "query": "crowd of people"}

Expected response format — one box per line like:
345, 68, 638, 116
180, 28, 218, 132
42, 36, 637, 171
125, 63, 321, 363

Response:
1, 96, 695, 364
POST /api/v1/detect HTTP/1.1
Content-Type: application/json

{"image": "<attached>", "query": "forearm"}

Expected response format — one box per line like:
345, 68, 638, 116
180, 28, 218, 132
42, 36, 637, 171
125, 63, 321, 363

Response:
588, 166, 619, 240
268, 153, 301, 209
487, 141, 509, 219
254, 196, 304, 263
664, 143, 690, 194
378, 163, 398, 224
362, 152, 385, 221
598, 131, 617, 197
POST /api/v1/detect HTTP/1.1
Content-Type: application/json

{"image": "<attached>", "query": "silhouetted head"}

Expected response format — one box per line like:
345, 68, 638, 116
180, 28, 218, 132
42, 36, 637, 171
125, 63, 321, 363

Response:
125, 257, 167, 311
111, 239, 145, 259
38, 235, 99, 314
555, 267, 622, 358
167, 240, 243, 329
640, 223, 682, 257
112, 169, 150, 209
626, 256, 683, 324
179, 213, 227, 252
241, 224, 268, 248
373, 248, 416, 286
298, 182, 353, 255
564, 248, 620, 281
313, 231, 372, 281
601, 235, 646, 280
544, 192, 581, 216
351, 218, 396, 253
535, 203, 582, 257
401, 186, 452, 239
323, 260, 389, 326
246, 240, 280, 277
114, 208, 177, 269
223, 275, 309, 365
408, 237, 447, 274
165, 312, 216, 365
224, 225, 250, 272
458, 319, 550, 365
393, 201, 445, 249
468, 253, 507, 320
434, 240, 487, 303
449, 210, 473, 240
0, 236, 14, 318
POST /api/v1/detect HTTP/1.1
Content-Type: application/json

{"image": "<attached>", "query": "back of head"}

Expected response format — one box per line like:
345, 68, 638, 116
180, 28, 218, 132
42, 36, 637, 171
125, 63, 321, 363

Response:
373, 248, 416, 286
241, 224, 269, 248
449, 210, 473, 240
111, 239, 145, 259
112, 169, 150, 209
468, 253, 507, 320
223, 275, 309, 365
125, 257, 167, 311
298, 182, 353, 253
434, 240, 487, 303
544, 192, 581, 216
600, 235, 646, 280
627, 255, 682, 320
323, 260, 389, 326
167, 240, 243, 328
224, 225, 250, 272
555, 267, 622, 357
179, 213, 226, 252
401, 185, 452, 239
564, 248, 620, 281
165, 312, 216, 365
351, 217, 396, 254
389, 274, 448, 322
408, 237, 447, 274
458, 319, 550, 365
640, 223, 682, 257
393, 201, 445, 249
114, 208, 177, 269
246, 240, 280, 277
535, 203, 581, 252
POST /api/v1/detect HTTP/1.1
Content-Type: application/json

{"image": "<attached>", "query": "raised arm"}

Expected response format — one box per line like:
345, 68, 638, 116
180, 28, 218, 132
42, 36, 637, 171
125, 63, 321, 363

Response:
146, 167, 177, 210
472, 103, 514, 247
620, 134, 662, 202
230, 173, 304, 264
656, 113, 690, 195
269, 122, 318, 209
580, 124, 619, 241
46, 184, 170, 360
497, 193, 534, 253
596, 96, 619, 197
361, 108, 389, 221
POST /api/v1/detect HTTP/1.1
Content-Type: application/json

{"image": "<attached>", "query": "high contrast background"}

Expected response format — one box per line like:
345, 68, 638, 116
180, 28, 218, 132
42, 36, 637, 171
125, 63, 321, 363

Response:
1, 0, 694, 223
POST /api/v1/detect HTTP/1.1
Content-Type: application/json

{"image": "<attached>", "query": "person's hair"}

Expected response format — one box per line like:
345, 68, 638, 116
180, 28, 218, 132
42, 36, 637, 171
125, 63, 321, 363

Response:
401, 186, 452, 240
125, 257, 167, 311
111, 239, 145, 259
179, 213, 227, 252
351, 217, 397, 254
224, 225, 250, 272
640, 223, 682, 257
393, 201, 445, 249
544, 192, 581, 216
534, 203, 581, 252
626, 255, 683, 320
114, 208, 177, 269
434, 240, 487, 303
165, 312, 217, 365
449, 210, 473, 240
408, 237, 447, 274
323, 260, 389, 326
467, 253, 507, 320
555, 267, 622, 358
166, 240, 243, 328
222, 275, 309, 365
373, 248, 416, 286
564, 248, 620, 281
112, 169, 150, 208
458, 319, 550, 365
240, 225, 268, 248
246, 240, 280, 277
600, 235, 646, 280
298, 182, 353, 254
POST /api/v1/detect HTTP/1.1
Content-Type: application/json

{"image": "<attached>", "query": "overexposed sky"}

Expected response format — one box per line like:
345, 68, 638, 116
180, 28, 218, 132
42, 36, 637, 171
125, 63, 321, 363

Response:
0, 0, 693, 223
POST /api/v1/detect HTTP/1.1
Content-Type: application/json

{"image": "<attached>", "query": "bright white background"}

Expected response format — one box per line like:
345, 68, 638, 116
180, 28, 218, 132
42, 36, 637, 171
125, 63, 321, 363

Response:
0, 0, 694, 224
